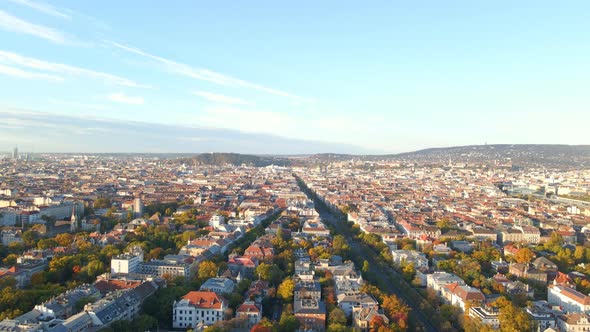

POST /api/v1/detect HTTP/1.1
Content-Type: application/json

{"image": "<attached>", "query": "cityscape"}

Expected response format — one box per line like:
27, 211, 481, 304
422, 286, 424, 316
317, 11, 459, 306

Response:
2, 1, 590, 332
0, 148, 590, 332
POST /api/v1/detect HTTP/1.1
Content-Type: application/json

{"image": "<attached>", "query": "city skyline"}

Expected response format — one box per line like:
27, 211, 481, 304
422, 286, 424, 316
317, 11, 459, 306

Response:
1, 1, 590, 153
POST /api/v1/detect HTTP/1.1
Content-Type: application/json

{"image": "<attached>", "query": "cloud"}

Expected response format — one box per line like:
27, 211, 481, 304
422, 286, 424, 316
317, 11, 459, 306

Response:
0, 109, 364, 154
0, 63, 63, 81
0, 9, 69, 44
108, 41, 308, 101
0, 50, 149, 88
107, 92, 144, 105
7, 0, 70, 20
192, 91, 251, 105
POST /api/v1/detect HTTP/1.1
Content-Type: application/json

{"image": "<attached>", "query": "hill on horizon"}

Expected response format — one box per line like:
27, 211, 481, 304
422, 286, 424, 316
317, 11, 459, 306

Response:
178, 153, 292, 167
310, 144, 590, 169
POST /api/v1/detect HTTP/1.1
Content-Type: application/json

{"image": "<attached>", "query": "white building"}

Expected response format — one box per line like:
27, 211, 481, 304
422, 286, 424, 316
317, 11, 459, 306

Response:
548, 285, 590, 313
1, 229, 22, 246
391, 250, 429, 269
110, 246, 143, 274
173, 291, 227, 329
469, 306, 500, 329
557, 313, 590, 332
236, 301, 262, 328
209, 214, 225, 229
426, 272, 466, 297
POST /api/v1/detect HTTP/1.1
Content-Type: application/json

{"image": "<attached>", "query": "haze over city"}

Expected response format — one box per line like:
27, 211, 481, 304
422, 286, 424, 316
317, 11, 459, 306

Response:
1, 1, 590, 153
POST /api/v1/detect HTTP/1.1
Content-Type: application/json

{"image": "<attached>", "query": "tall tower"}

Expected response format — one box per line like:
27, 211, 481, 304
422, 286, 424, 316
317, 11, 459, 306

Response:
12, 146, 18, 160
70, 205, 78, 232
133, 197, 144, 218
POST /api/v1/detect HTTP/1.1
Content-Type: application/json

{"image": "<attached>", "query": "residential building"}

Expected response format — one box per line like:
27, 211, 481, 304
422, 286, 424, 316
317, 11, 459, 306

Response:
352, 306, 389, 332
548, 285, 590, 313
294, 298, 326, 332
199, 278, 235, 294
110, 246, 143, 274
557, 313, 590, 332
172, 291, 228, 329
469, 306, 500, 329
236, 301, 262, 329
391, 250, 429, 269
337, 292, 379, 318
426, 272, 465, 297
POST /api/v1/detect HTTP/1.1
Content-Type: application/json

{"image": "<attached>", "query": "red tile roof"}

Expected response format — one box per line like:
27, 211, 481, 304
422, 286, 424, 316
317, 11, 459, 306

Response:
182, 291, 227, 309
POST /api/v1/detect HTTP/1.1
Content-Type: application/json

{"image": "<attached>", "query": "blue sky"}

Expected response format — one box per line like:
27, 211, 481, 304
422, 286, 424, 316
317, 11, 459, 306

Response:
0, 1, 589, 153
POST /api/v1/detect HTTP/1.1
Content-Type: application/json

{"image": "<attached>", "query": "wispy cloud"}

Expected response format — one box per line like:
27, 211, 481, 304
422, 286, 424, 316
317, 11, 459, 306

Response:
107, 92, 144, 105
0, 9, 69, 44
7, 0, 70, 20
108, 41, 307, 100
0, 50, 149, 88
192, 91, 251, 105
0, 63, 64, 81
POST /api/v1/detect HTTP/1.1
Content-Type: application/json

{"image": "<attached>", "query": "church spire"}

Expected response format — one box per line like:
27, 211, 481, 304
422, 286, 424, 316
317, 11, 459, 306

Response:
70, 204, 77, 232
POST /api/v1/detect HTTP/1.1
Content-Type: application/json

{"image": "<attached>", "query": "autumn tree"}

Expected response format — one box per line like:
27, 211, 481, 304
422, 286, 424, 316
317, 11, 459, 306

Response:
277, 278, 295, 302
436, 218, 452, 232
198, 260, 218, 280
370, 315, 388, 332
55, 233, 73, 247
251, 318, 275, 332
494, 297, 533, 332
514, 248, 535, 264
381, 294, 409, 329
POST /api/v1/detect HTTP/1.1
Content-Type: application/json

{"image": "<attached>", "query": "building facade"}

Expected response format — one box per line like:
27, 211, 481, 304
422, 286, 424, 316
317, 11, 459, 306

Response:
172, 291, 227, 329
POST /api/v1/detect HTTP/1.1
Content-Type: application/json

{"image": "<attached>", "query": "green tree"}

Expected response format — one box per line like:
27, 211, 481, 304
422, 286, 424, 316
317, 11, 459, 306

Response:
133, 314, 158, 331
94, 197, 112, 209
436, 218, 452, 231
401, 262, 416, 282
362, 260, 370, 275
333, 235, 350, 258
37, 238, 58, 249
328, 307, 347, 326
2, 254, 17, 266
22, 230, 37, 247
327, 324, 348, 332
255, 263, 283, 285
181, 231, 197, 244
278, 311, 299, 332
236, 278, 252, 295
82, 260, 105, 279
